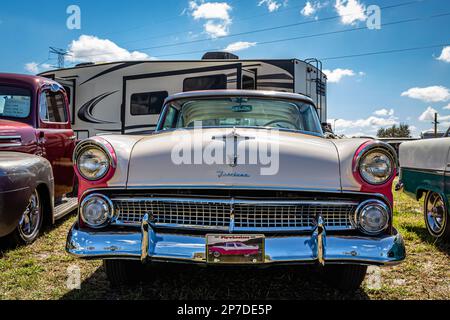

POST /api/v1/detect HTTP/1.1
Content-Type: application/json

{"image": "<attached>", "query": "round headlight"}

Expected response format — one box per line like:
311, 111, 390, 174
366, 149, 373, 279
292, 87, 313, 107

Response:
77, 146, 111, 181
359, 150, 394, 185
357, 200, 390, 235
80, 194, 113, 228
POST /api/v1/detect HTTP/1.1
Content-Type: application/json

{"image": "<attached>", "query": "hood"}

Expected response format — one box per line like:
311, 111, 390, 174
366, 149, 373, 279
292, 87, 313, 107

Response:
125, 128, 342, 191
0, 119, 36, 150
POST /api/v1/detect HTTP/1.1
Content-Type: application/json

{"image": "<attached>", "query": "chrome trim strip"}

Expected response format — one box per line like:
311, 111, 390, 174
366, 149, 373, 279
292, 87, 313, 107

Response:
111, 197, 359, 207
0, 135, 21, 140
0, 143, 23, 148
81, 187, 392, 209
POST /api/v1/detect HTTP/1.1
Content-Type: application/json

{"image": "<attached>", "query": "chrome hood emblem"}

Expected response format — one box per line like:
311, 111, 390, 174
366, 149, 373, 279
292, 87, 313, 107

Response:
212, 128, 255, 167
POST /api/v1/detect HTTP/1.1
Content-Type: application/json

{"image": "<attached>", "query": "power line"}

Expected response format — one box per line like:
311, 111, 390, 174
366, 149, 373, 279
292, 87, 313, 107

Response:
68, 0, 423, 61
119, 2, 310, 45
145, 12, 449, 58
320, 43, 450, 61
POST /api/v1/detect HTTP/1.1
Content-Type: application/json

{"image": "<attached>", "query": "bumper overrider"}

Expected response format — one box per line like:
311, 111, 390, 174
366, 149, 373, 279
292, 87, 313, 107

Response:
66, 214, 406, 266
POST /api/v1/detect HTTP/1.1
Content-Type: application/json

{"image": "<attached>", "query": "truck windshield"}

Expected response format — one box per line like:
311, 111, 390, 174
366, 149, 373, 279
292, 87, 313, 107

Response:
0, 86, 32, 119
160, 97, 323, 135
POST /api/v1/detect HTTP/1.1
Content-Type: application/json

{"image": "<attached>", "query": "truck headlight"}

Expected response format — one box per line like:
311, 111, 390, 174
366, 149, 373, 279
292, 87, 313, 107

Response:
358, 149, 395, 185
356, 200, 390, 235
80, 194, 114, 228
76, 144, 111, 181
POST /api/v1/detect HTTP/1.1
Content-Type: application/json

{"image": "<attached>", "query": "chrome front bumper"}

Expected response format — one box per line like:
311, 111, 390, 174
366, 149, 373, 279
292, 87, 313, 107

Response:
66, 217, 406, 266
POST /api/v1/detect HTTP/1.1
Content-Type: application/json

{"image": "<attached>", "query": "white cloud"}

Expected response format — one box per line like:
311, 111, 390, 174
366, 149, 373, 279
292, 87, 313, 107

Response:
334, 116, 398, 134
332, 108, 400, 136
66, 35, 151, 63
190, 1, 231, 21
301, 1, 325, 17
443, 103, 450, 110
189, 1, 232, 38
335, 0, 367, 25
323, 68, 355, 83
258, 0, 282, 12
24, 62, 52, 74
301, 1, 316, 16
374, 108, 394, 117
224, 41, 257, 52
437, 46, 450, 63
401, 86, 450, 103
419, 106, 438, 122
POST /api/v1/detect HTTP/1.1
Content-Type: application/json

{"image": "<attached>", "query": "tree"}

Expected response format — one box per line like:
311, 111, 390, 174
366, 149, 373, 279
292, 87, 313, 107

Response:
377, 124, 411, 138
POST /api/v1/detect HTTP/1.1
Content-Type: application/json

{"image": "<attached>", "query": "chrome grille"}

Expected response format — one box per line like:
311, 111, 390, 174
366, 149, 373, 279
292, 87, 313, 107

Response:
113, 198, 357, 231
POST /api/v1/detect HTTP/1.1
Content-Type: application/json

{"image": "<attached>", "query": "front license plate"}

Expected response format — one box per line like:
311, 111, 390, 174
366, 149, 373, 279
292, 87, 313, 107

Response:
206, 234, 265, 264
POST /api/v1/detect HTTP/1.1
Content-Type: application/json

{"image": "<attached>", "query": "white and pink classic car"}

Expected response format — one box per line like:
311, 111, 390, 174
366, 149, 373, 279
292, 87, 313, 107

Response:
66, 90, 405, 290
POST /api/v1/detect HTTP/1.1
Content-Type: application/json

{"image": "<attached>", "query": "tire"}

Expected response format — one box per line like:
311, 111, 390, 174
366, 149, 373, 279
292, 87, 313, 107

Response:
6, 189, 44, 246
103, 260, 145, 287
323, 265, 368, 291
424, 192, 450, 241
213, 251, 221, 258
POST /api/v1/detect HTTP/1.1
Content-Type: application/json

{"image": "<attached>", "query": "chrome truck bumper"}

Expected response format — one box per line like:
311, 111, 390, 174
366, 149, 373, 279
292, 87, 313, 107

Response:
66, 216, 406, 266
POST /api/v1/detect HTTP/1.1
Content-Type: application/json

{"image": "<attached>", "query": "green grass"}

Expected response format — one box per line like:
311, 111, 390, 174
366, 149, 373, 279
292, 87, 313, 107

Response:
0, 187, 449, 300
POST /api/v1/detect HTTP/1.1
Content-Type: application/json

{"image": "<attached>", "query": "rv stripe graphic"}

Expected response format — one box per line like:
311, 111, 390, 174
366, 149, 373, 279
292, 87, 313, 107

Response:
78, 91, 118, 124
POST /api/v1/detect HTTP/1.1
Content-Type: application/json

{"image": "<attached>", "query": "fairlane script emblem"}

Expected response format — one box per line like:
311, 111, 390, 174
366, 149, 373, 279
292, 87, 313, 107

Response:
217, 171, 251, 178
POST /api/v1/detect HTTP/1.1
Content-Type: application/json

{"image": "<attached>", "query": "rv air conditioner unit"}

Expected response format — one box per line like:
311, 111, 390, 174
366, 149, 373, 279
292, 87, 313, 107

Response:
202, 52, 239, 60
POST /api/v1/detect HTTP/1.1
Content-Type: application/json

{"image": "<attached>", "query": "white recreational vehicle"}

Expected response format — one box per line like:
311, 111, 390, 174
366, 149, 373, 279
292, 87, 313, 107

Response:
40, 52, 327, 138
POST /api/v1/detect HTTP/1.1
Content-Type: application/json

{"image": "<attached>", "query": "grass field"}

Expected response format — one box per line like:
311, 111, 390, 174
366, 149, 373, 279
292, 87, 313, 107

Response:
0, 188, 449, 300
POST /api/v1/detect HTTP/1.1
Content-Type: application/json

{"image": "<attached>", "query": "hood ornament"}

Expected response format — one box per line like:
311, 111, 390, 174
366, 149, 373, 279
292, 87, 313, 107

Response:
212, 128, 255, 167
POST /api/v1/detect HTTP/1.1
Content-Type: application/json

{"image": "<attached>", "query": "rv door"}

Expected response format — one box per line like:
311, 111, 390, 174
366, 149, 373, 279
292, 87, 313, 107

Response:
242, 69, 256, 90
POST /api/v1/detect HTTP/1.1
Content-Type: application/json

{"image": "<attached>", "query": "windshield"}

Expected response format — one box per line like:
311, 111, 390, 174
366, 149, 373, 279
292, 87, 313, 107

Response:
159, 97, 322, 135
0, 86, 32, 119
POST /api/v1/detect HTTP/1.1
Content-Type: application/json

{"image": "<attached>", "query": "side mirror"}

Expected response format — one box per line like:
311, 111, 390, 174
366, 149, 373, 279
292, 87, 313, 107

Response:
321, 122, 333, 134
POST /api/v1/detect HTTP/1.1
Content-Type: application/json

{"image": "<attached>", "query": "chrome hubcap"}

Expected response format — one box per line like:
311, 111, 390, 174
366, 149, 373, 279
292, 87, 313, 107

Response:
426, 193, 446, 235
19, 191, 41, 240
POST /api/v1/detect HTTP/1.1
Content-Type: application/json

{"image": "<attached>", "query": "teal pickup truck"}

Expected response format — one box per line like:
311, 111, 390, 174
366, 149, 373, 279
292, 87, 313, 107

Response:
398, 129, 450, 241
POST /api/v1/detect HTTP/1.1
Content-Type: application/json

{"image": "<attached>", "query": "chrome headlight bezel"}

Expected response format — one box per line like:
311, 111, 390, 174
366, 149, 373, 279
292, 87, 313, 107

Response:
79, 193, 114, 228
74, 140, 114, 181
355, 199, 390, 235
355, 143, 397, 185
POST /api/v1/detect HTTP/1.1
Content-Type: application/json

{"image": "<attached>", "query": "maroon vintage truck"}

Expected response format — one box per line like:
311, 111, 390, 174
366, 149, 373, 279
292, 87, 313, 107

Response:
0, 73, 78, 245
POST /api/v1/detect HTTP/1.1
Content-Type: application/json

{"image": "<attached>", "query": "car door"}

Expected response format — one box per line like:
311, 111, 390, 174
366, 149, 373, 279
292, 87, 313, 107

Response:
445, 133, 450, 208
38, 86, 76, 199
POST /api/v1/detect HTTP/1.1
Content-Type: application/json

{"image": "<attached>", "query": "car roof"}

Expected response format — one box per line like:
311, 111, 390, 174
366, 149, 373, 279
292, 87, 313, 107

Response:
0, 73, 62, 91
165, 90, 315, 106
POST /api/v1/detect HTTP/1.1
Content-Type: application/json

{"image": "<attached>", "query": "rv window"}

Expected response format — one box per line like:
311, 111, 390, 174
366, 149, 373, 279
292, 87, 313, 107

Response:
183, 74, 227, 92
131, 91, 168, 116
242, 75, 255, 90
39, 90, 68, 123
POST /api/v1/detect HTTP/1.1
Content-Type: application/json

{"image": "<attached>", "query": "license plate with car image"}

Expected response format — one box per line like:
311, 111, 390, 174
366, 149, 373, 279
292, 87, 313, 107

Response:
206, 234, 265, 264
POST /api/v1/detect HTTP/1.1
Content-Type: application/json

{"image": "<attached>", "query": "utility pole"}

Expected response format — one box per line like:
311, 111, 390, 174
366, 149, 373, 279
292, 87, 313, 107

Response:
49, 47, 68, 69
433, 113, 440, 138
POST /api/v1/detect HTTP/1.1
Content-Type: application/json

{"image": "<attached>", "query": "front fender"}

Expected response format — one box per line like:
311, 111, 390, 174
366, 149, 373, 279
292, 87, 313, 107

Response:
0, 153, 53, 237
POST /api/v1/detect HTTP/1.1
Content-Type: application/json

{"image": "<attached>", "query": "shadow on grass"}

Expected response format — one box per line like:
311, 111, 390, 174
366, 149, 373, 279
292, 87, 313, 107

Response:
61, 263, 370, 300
404, 225, 450, 257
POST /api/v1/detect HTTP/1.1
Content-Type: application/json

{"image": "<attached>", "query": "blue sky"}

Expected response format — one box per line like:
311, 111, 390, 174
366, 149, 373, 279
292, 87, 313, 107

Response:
0, 0, 449, 137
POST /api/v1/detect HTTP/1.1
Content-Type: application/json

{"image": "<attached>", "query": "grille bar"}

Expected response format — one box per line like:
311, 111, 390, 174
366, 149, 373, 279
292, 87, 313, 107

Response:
113, 197, 357, 232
